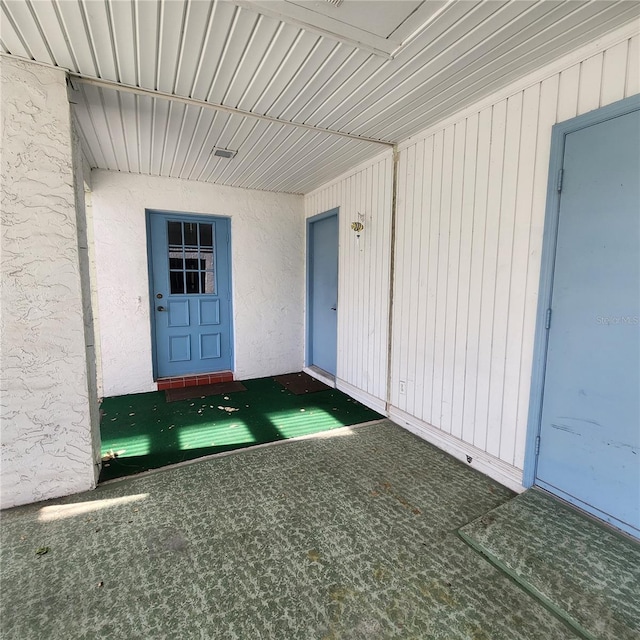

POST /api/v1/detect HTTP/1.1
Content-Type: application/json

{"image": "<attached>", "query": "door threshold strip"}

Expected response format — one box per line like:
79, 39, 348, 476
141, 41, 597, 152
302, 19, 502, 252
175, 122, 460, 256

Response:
157, 371, 233, 391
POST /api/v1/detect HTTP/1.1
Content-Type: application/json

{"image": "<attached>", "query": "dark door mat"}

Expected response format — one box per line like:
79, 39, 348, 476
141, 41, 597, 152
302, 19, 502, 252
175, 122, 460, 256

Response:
458, 488, 640, 640
273, 371, 330, 395
165, 381, 247, 402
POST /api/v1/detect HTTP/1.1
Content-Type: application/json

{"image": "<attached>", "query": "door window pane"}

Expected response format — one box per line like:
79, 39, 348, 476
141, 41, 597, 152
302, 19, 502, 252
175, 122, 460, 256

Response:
200, 246, 213, 271
202, 271, 214, 294
170, 271, 185, 294
184, 222, 198, 246
186, 271, 200, 294
168, 221, 182, 245
167, 220, 216, 295
184, 250, 200, 271
200, 224, 213, 247
169, 255, 184, 270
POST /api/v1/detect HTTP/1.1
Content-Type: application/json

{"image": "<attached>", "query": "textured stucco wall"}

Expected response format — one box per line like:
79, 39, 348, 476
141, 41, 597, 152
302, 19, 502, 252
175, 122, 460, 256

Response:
90, 170, 305, 397
1, 57, 97, 508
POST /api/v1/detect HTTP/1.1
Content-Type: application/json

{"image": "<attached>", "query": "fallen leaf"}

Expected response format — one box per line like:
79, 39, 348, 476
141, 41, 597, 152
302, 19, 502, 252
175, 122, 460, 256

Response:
307, 549, 322, 563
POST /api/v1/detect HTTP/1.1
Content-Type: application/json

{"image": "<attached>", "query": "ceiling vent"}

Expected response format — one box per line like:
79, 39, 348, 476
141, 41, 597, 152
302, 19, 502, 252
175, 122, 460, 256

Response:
211, 148, 237, 159
324, 0, 343, 6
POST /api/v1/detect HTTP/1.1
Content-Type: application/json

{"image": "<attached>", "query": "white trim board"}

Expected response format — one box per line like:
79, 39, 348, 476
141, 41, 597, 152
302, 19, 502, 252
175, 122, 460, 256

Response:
303, 366, 336, 388
336, 378, 386, 415
388, 406, 525, 494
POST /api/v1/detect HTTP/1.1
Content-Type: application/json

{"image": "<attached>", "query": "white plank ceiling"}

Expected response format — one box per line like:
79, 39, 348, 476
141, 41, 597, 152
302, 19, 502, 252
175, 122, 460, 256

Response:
2, 0, 638, 194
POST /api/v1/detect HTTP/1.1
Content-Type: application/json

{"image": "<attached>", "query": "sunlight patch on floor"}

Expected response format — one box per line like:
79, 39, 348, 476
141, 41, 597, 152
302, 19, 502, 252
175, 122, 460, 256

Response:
265, 408, 345, 438
177, 421, 256, 450
38, 494, 149, 522
101, 435, 151, 458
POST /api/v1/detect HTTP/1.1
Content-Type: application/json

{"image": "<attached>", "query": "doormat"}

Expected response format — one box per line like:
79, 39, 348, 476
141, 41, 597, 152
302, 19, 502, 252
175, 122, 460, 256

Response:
165, 381, 247, 403
458, 489, 640, 640
273, 371, 330, 395
99, 376, 381, 481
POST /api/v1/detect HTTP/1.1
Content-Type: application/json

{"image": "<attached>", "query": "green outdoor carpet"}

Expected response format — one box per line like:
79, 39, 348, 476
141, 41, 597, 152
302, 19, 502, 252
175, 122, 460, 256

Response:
2, 421, 586, 639
100, 376, 381, 481
459, 489, 640, 640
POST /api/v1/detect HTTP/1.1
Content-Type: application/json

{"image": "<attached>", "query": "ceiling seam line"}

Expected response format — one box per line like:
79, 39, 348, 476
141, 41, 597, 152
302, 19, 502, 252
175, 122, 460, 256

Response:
68, 72, 395, 147
337, 1, 530, 133
375, 2, 628, 141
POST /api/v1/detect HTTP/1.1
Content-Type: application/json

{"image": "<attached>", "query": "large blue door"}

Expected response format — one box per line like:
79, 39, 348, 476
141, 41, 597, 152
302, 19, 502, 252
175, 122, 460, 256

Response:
148, 211, 233, 378
535, 107, 639, 537
308, 211, 338, 376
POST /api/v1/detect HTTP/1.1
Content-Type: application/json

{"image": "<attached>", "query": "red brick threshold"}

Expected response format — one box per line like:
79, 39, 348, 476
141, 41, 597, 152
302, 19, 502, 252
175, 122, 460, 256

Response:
157, 371, 234, 391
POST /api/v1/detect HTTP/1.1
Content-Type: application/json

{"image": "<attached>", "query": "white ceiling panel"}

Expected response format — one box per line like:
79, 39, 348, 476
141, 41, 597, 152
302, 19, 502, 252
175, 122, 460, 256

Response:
2, 0, 639, 194
284, 0, 423, 39
238, 0, 450, 56
374, 1, 640, 141
72, 82, 382, 193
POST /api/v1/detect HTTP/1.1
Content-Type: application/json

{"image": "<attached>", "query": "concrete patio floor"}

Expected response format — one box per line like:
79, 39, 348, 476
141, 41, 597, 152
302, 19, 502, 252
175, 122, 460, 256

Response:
0, 420, 612, 639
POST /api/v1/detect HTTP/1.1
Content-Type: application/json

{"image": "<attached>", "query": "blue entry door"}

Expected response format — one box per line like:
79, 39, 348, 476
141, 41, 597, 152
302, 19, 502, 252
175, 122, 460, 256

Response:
535, 107, 640, 537
308, 211, 338, 376
148, 211, 233, 378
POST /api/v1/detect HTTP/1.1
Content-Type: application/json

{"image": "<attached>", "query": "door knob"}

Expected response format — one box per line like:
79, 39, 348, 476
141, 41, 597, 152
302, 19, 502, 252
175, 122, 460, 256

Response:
157, 306, 167, 312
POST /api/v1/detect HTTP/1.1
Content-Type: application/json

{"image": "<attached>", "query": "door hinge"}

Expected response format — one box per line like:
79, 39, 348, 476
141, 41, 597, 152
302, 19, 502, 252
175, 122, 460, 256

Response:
556, 168, 564, 192
535, 435, 541, 456
545, 308, 552, 330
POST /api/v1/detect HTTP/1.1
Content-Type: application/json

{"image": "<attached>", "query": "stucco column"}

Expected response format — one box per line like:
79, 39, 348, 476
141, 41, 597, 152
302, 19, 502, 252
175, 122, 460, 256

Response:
1, 56, 98, 508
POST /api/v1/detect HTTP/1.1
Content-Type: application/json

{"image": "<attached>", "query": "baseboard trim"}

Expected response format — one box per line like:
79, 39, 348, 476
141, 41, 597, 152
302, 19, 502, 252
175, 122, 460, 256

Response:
335, 378, 386, 414
303, 366, 336, 388
388, 406, 524, 493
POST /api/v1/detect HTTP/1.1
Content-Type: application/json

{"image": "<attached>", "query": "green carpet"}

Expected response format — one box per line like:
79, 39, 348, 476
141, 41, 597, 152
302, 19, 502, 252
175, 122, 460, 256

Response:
459, 489, 640, 640
1, 421, 584, 639
100, 376, 381, 481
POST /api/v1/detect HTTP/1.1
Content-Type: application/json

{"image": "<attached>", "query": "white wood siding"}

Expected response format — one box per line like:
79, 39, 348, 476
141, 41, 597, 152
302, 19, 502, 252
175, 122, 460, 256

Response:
305, 152, 394, 408
391, 32, 640, 479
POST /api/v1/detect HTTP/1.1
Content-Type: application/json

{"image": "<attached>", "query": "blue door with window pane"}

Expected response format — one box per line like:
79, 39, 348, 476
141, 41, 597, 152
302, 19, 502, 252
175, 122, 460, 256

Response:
148, 211, 233, 378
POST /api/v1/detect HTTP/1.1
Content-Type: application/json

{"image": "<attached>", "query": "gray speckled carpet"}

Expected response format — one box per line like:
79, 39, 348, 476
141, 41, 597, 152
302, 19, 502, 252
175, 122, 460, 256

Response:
1, 421, 590, 639
459, 488, 640, 640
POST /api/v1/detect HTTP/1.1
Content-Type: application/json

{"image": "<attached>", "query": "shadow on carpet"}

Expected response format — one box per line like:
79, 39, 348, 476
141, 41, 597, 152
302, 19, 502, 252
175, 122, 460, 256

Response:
459, 488, 640, 640
100, 376, 381, 481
